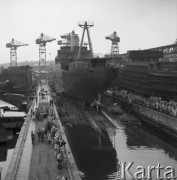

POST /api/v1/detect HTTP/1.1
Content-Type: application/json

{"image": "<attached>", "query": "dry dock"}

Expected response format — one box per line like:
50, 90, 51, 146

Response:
4, 80, 81, 180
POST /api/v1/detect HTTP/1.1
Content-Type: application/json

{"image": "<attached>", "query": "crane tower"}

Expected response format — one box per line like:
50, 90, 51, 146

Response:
36, 33, 56, 71
6, 38, 28, 67
77, 21, 94, 59
106, 31, 120, 56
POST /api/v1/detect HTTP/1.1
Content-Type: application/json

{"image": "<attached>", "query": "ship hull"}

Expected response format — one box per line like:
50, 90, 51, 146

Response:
55, 64, 118, 102
115, 62, 177, 100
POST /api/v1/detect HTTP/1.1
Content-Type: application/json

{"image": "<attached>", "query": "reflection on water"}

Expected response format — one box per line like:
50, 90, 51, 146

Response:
65, 125, 117, 180
65, 121, 177, 180
0, 146, 7, 162
125, 126, 177, 161
0, 132, 18, 180
113, 125, 177, 180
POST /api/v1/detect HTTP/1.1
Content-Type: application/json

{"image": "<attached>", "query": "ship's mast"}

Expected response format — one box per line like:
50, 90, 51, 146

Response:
77, 21, 94, 59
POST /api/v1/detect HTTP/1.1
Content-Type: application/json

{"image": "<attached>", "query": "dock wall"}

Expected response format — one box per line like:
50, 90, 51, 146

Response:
53, 105, 82, 180
132, 104, 177, 139
105, 93, 177, 140
4, 112, 32, 180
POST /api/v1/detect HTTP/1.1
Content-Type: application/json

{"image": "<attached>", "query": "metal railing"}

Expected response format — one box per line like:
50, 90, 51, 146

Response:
78, 21, 94, 27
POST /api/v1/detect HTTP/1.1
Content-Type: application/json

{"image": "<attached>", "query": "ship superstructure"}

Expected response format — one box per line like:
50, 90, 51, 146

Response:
55, 30, 92, 70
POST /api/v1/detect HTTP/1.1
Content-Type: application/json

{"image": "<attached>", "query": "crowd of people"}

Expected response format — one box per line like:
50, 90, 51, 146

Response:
112, 89, 177, 118
31, 108, 67, 176
30, 86, 68, 180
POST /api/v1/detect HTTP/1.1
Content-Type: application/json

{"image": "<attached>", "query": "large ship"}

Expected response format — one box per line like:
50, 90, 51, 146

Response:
113, 48, 177, 100
55, 22, 118, 103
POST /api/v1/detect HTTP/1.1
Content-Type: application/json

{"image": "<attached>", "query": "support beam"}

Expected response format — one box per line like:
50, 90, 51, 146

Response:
39, 45, 46, 72
77, 21, 94, 59
10, 47, 17, 67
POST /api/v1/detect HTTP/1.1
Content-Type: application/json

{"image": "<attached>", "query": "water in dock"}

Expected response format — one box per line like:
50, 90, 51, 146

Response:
65, 122, 177, 180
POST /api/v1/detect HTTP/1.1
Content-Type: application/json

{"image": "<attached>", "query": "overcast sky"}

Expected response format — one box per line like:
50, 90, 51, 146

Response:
0, 0, 176, 64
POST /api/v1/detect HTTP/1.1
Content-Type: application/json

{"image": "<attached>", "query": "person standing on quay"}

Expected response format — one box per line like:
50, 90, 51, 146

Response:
37, 128, 41, 142
50, 98, 54, 107
48, 132, 52, 145
31, 131, 35, 145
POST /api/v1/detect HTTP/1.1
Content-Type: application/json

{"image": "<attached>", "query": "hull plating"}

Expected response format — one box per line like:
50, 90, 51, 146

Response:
55, 64, 118, 102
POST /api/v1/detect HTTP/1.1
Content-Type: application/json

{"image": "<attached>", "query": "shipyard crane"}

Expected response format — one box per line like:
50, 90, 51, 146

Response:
6, 38, 28, 67
106, 31, 120, 56
77, 21, 94, 59
36, 33, 56, 71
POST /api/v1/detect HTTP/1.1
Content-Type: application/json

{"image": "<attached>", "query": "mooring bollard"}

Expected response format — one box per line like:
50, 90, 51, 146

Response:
0, 167, 2, 180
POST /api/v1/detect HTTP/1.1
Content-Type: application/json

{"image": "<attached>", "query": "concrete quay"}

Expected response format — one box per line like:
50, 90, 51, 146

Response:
4, 80, 82, 180
105, 92, 177, 141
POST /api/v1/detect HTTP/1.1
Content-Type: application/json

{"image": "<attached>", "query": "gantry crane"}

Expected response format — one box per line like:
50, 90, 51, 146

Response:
6, 38, 28, 67
36, 33, 56, 72
105, 31, 120, 56
77, 21, 94, 59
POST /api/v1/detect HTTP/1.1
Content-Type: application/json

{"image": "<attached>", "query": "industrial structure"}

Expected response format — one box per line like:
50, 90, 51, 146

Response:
106, 31, 120, 56
36, 33, 56, 72
58, 31, 80, 49
6, 38, 28, 67
145, 43, 177, 61
0, 66, 33, 97
77, 21, 94, 59
119, 42, 177, 61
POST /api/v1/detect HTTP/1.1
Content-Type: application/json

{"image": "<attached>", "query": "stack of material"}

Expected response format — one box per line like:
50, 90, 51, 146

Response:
116, 114, 140, 125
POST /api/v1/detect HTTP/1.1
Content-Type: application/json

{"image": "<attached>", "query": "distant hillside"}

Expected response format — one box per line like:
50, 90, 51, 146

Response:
0, 60, 55, 68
